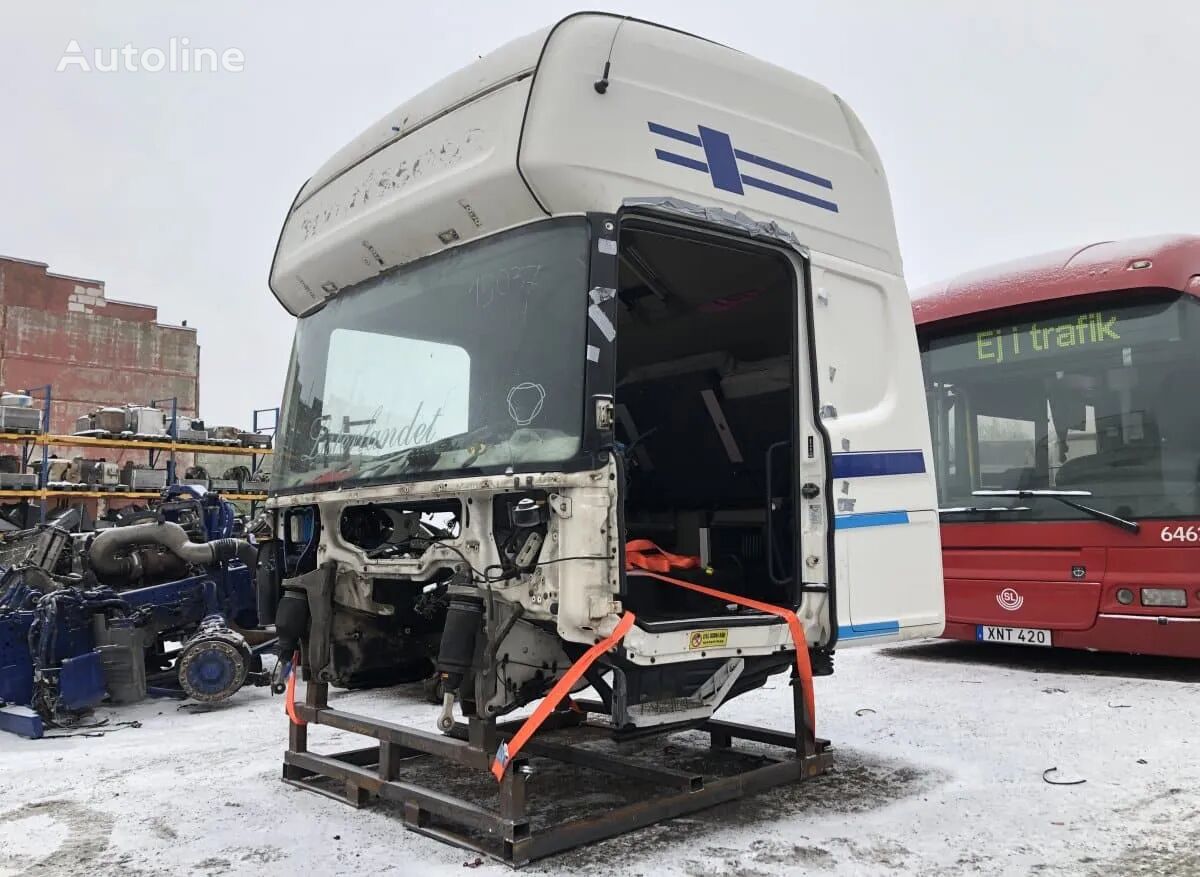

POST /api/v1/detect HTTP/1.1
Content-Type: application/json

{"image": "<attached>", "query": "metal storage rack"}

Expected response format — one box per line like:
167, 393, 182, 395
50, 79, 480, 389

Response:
0, 386, 275, 520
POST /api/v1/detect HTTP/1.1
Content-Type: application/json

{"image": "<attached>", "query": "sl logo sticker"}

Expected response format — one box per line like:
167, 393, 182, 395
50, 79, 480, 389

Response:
996, 588, 1024, 612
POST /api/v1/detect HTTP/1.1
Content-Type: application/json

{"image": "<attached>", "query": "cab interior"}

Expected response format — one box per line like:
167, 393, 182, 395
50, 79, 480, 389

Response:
613, 220, 803, 627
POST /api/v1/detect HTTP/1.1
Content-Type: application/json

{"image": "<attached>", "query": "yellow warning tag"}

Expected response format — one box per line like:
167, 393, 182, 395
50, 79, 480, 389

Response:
687, 629, 729, 650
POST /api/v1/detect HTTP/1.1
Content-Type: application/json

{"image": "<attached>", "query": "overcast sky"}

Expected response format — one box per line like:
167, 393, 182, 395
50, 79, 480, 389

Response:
3, 1, 1198, 426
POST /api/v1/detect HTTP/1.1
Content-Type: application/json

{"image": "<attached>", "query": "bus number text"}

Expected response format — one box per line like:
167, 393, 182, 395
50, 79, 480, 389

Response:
1160, 526, 1200, 543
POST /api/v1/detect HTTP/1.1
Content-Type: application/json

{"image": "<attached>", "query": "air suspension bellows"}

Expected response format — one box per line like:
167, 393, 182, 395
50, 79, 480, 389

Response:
274, 590, 310, 658
436, 597, 484, 694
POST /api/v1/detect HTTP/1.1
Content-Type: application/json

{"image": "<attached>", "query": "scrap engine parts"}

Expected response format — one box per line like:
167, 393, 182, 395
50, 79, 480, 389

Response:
83, 513, 264, 703
0, 491, 269, 733
87, 518, 259, 588
269, 489, 589, 724
175, 614, 256, 702
268, 500, 458, 692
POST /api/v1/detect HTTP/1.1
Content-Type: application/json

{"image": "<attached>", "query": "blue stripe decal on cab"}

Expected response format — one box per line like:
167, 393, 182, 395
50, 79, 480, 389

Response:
647, 122, 703, 147
733, 148, 834, 189
654, 150, 709, 173
741, 175, 839, 212
834, 510, 910, 530
832, 450, 926, 478
697, 125, 745, 195
838, 620, 901, 640
647, 120, 840, 214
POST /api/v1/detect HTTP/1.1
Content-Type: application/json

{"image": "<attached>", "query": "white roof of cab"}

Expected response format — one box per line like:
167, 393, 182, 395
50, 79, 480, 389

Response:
270, 13, 902, 316
295, 27, 549, 212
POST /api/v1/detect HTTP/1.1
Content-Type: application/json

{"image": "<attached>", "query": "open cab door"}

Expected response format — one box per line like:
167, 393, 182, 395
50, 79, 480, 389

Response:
592, 201, 834, 730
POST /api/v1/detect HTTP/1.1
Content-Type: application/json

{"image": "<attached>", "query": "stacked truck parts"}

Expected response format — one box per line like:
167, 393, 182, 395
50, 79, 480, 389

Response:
182, 465, 267, 495
71, 405, 271, 449
0, 393, 44, 434
75, 405, 167, 439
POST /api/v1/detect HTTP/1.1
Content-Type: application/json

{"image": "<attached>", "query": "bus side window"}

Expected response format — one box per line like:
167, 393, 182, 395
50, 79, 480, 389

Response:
951, 392, 974, 494
946, 398, 957, 479
927, 384, 957, 500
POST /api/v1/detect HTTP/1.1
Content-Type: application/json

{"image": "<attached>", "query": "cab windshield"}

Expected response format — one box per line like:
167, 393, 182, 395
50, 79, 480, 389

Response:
274, 219, 589, 491
922, 293, 1200, 522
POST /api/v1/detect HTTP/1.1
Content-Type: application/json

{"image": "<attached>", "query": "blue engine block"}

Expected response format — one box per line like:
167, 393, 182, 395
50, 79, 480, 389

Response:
0, 486, 269, 737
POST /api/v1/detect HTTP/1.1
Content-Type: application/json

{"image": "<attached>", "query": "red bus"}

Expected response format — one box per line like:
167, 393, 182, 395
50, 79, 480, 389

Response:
914, 235, 1200, 659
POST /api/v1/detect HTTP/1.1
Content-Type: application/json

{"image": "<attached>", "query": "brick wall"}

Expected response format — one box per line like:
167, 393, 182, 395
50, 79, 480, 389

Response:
0, 256, 201, 473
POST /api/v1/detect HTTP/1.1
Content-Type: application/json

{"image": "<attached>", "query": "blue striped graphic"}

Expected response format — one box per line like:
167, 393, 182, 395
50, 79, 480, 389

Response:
838, 620, 901, 640
831, 451, 926, 478
654, 150, 709, 173
741, 175, 839, 212
733, 149, 833, 189
697, 126, 744, 194
834, 510, 910, 530
647, 122, 702, 146
647, 121, 838, 213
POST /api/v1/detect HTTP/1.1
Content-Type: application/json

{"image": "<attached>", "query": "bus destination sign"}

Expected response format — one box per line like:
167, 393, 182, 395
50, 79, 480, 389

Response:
926, 301, 1183, 373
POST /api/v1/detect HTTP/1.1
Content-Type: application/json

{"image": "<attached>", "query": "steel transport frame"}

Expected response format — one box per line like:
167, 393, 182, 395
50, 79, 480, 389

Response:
282, 667, 829, 866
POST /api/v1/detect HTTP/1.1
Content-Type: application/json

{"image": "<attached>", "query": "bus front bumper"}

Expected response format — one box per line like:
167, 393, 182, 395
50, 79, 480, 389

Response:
943, 614, 1200, 660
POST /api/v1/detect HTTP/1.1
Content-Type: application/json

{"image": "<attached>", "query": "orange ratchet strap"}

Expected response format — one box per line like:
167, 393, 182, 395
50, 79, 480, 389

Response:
625, 538, 701, 573
285, 650, 306, 726
626, 541, 816, 727
490, 611, 636, 781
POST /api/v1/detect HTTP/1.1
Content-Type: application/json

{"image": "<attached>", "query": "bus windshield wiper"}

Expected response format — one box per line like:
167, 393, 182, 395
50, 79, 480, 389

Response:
938, 505, 1031, 515
971, 489, 1140, 534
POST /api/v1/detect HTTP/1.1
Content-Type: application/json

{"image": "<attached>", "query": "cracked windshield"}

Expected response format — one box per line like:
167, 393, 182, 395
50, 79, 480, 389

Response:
274, 219, 589, 490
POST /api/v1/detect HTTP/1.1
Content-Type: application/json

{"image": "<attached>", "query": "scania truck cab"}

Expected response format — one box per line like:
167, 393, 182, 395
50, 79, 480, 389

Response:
265, 13, 943, 736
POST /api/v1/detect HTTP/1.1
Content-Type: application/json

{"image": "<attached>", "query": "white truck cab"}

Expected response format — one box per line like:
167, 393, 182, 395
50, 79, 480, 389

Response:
266, 13, 943, 733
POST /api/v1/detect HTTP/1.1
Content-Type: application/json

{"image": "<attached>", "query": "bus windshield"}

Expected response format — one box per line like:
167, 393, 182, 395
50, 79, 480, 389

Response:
273, 219, 589, 492
922, 293, 1200, 522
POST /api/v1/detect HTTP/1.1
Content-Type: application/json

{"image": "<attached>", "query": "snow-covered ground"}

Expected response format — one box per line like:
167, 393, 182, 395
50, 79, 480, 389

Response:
2, 640, 1198, 876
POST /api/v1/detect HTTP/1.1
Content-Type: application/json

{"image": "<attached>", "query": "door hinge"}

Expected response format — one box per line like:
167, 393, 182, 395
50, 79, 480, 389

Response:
595, 395, 614, 430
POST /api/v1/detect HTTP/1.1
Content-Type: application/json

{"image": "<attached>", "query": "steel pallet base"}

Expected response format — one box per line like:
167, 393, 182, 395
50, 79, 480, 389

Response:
282, 672, 832, 866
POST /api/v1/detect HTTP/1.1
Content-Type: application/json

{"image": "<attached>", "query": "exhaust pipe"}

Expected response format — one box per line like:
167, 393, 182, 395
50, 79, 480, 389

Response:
89, 520, 258, 583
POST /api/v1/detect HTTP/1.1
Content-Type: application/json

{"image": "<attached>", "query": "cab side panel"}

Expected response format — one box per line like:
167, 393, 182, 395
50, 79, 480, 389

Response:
811, 257, 944, 641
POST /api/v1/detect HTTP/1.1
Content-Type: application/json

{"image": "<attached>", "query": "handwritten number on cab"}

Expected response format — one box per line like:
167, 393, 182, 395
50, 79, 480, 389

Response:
473, 265, 542, 310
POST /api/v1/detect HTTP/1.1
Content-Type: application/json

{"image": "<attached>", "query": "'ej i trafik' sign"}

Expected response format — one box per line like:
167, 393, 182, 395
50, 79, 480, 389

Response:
975, 312, 1121, 364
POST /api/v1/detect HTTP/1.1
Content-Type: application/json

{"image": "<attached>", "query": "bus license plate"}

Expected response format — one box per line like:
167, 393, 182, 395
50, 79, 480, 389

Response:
977, 625, 1052, 647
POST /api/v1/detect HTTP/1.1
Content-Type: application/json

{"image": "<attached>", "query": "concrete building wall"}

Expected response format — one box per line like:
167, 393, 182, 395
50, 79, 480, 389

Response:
0, 255, 200, 472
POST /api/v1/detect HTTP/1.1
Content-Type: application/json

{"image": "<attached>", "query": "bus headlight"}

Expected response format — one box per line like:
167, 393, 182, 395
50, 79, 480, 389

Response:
1140, 588, 1187, 608
1116, 588, 1135, 605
